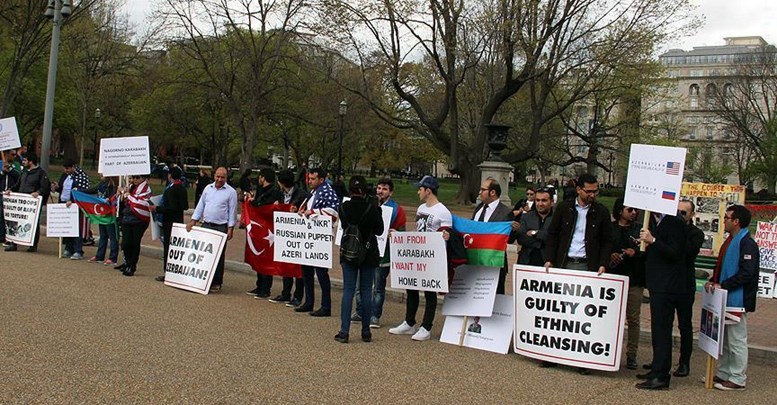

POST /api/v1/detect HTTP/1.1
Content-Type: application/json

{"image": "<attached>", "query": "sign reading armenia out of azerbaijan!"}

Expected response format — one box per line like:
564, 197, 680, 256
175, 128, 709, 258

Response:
624, 143, 687, 216
164, 224, 227, 295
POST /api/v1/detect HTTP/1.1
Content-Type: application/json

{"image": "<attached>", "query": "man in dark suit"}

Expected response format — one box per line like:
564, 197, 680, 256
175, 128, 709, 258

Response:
636, 212, 688, 390
516, 187, 553, 266
150, 168, 189, 282
674, 200, 705, 377
472, 177, 516, 294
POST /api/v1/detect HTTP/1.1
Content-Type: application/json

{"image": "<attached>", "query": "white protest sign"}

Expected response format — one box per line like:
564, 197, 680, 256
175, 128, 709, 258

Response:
699, 288, 728, 358
754, 221, 777, 270
164, 224, 227, 295
99, 136, 151, 176
758, 271, 776, 299
440, 294, 514, 354
3, 192, 42, 246
334, 197, 350, 245
441, 265, 500, 317
46, 203, 79, 237
624, 144, 687, 216
0, 117, 21, 151
389, 231, 449, 293
149, 195, 163, 241
273, 212, 333, 268
513, 265, 629, 371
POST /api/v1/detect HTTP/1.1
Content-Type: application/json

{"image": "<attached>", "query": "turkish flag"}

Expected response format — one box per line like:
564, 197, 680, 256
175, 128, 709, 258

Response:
243, 201, 302, 278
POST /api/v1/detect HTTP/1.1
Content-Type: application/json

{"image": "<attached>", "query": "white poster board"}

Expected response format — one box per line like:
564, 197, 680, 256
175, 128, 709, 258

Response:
441, 265, 500, 317
699, 288, 728, 358
3, 192, 42, 246
513, 265, 629, 371
758, 271, 776, 299
624, 144, 687, 216
46, 203, 79, 237
389, 231, 449, 293
440, 294, 514, 354
164, 224, 227, 295
273, 212, 333, 268
0, 117, 21, 151
99, 136, 151, 176
149, 195, 163, 241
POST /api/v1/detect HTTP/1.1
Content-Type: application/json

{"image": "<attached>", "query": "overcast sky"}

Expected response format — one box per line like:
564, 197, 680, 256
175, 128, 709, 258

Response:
123, 0, 777, 51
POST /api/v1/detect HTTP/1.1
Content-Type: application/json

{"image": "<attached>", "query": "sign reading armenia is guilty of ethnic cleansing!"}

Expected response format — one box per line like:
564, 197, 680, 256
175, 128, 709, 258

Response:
3, 192, 42, 246
389, 231, 449, 293
164, 224, 227, 295
98, 136, 151, 176
273, 212, 333, 268
513, 265, 629, 371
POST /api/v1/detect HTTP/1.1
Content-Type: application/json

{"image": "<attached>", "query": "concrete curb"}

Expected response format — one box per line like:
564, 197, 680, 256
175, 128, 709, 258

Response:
140, 243, 777, 366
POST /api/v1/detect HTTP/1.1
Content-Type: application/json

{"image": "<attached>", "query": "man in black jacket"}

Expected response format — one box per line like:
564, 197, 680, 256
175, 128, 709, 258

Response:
674, 200, 705, 377
636, 212, 687, 390
247, 168, 284, 298
0, 159, 21, 245
516, 188, 553, 266
472, 177, 516, 294
4, 153, 49, 252
150, 168, 190, 282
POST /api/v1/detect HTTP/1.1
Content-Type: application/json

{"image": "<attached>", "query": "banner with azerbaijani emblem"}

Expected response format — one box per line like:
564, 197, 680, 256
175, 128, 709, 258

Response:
451, 216, 511, 267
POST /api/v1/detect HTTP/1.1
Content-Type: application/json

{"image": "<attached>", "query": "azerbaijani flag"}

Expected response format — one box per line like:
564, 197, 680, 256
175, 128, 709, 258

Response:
72, 190, 117, 225
451, 215, 511, 267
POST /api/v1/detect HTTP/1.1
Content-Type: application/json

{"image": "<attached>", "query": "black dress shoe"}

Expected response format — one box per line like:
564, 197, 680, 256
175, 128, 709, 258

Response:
26, 246, 37, 252
361, 332, 372, 342
334, 332, 349, 343
294, 305, 313, 313
310, 308, 331, 317
122, 267, 135, 277
114, 263, 127, 271
636, 372, 654, 380
672, 363, 690, 377
635, 377, 670, 390
4, 244, 17, 252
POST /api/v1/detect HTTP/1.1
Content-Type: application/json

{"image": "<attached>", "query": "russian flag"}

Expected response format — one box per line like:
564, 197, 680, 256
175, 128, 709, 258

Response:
72, 191, 117, 225
661, 190, 676, 200
451, 216, 511, 267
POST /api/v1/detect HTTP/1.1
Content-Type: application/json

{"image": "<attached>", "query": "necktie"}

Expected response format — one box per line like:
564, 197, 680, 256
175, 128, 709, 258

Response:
478, 205, 487, 222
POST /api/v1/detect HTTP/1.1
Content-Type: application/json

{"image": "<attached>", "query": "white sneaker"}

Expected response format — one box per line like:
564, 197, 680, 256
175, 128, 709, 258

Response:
70, 253, 83, 260
388, 321, 418, 335
411, 327, 431, 341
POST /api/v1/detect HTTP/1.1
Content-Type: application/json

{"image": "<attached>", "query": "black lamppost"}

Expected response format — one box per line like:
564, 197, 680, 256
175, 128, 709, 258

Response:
91, 107, 101, 169
607, 152, 614, 186
337, 100, 347, 177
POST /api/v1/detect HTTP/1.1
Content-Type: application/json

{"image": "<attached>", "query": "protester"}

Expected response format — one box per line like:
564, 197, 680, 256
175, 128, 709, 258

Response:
389, 175, 451, 342
150, 168, 189, 282
674, 200, 705, 377
247, 168, 283, 298
116, 175, 152, 277
516, 187, 553, 266
187, 167, 237, 292
4, 153, 49, 252
195, 168, 211, 208
635, 211, 687, 390
562, 179, 577, 203
59, 160, 90, 260
335, 176, 384, 343
332, 174, 348, 201
609, 199, 645, 370
512, 186, 536, 219
239, 168, 253, 197
268, 169, 308, 307
295, 167, 339, 316
352, 178, 406, 328
544, 173, 612, 374
706, 205, 759, 391
472, 177, 516, 293
84, 175, 119, 265
0, 158, 21, 245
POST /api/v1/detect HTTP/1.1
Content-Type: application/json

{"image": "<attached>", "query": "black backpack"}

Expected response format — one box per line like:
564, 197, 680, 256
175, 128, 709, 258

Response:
340, 203, 372, 264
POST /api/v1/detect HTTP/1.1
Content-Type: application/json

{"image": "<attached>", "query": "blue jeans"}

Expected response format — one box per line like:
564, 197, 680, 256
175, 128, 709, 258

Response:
355, 266, 390, 319
302, 265, 331, 310
340, 261, 375, 335
63, 235, 83, 255
96, 223, 119, 261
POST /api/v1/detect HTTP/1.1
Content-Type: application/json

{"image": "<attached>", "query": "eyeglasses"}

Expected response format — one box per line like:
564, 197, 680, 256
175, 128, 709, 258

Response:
581, 189, 599, 195
678, 210, 687, 216
479, 187, 489, 192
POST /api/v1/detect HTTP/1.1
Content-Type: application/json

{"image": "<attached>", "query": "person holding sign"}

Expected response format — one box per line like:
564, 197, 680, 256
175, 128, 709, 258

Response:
706, 205, 759, 391
116, 175, 152, 277
246, 168, 283, 298
4, 153, 49, 252
334, 176, 384, 343
268, 170, 308, 307
187, 167, 237, 292
389, 175, 452, 342
0, 159, 20, 245
150, 168, 189, 282
543, 173, 612, 374
471, 177, 516, 294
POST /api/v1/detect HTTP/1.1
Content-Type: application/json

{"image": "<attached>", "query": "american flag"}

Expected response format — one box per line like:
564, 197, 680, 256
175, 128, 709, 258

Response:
666, 162, 681, 175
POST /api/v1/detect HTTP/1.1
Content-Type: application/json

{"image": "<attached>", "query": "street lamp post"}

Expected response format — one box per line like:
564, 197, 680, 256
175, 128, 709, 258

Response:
40, 0, 73, 172
337, 100, 347, 177
92, 108, 101, 169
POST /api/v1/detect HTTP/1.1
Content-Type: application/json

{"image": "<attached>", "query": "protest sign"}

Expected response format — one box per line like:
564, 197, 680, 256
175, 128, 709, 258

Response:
683, 183, 747, 255
441, 294, 514, 354
624, 144, 686, 216
441, 265, 500, 317
389, 231, 449, 293
164, 224, 227, 295
3, 192, 42, 246
699, 288, 728, 358
46, 203, 79, 237
0, 117, 21, 151
758, 271, 776, 299
149, 195, 163, 241
513, 265, 629, 371
273, 212, 333, 268
99, 136, 150, 176
755, 221, 777, 270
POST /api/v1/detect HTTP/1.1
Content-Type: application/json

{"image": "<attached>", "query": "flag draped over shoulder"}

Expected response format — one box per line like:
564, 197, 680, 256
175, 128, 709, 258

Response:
451, 215, 511, 267
243, 201, 302, 278
72, 190, 117, 225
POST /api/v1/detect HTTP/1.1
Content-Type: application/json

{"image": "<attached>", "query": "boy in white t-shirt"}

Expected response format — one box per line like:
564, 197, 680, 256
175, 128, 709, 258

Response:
389, 175, 451, 341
